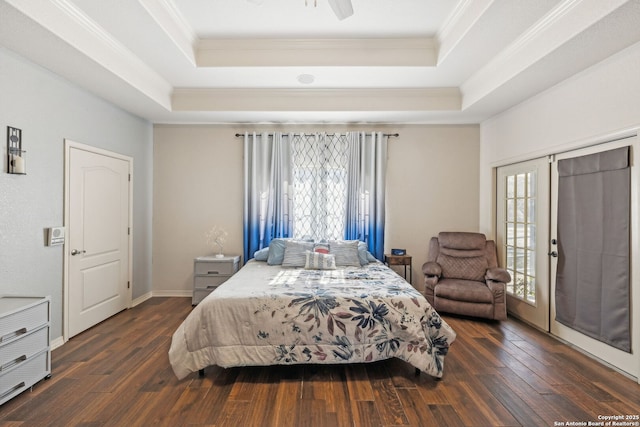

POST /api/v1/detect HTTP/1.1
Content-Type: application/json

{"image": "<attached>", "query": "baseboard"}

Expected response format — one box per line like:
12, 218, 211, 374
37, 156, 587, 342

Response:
51, 336, 65, 351
131, 291, 191, 307
151, 290, 192, 298
131, 291, 153, 307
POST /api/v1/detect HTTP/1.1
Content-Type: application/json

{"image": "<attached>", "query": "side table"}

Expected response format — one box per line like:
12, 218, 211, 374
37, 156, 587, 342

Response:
193, 255, 241, 305
384, 254, 412, 283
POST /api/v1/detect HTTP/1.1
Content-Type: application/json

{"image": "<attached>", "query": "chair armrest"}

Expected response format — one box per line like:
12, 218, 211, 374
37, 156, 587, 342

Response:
422, 261, 442, 277
486, 267, 510, 283
487, 280, 507, 320
486, 280, 506, 300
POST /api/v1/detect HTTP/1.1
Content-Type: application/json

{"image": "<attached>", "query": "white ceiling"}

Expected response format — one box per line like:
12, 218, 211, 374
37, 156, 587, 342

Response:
1, 0, 640, 124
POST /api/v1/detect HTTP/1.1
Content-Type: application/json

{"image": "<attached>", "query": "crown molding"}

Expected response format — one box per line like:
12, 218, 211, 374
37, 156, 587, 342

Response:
196, 38, 438, 67
172, 87, 461, 112
461, 0, 630, 110
437, 0, 495, 65
5, 0, 172, 110
138, 0, 197, 66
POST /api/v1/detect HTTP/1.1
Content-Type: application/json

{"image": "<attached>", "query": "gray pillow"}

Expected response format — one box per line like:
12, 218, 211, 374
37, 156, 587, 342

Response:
282, 240, 314, 267
329, 240, 361, 267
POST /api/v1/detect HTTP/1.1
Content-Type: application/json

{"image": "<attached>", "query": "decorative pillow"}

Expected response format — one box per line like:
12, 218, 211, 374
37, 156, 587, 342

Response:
305, 251, 336, 270
313, 243, 330, 254
253, 247, 269, 261
357, 241, 370, 266
282, 240, 314, 267
266, 238, 289, 265
328, 240, 361, 267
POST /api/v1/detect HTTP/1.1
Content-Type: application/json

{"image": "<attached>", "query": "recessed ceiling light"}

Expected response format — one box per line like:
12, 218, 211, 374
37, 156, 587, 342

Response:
297, 74, 315, 85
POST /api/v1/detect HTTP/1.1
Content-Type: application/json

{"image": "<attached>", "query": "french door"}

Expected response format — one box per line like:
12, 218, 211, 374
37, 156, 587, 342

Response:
550, 137, 639, 379
496, 157, 550, 332
498, 137, 639, 379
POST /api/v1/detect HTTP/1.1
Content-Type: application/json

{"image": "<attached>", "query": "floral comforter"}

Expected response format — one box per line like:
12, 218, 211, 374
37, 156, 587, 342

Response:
169, 260, 456, 379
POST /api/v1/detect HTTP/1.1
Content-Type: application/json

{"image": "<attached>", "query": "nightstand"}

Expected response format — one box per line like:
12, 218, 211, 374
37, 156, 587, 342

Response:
385, 254, 412, 283
0, 296, 51, 405
193, 255, 241, 305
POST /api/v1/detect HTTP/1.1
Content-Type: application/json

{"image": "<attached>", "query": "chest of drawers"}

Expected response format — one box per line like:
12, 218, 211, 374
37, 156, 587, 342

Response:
192, 256, 241, 305
0, 296, 51, 405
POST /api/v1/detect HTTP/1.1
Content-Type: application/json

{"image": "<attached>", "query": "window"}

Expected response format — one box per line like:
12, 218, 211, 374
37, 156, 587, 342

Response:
504, 171, 537, 304
290, 133, 349, 240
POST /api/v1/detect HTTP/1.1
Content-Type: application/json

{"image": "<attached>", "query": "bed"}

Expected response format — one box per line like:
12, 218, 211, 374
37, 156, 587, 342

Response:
169, 240, 456, 379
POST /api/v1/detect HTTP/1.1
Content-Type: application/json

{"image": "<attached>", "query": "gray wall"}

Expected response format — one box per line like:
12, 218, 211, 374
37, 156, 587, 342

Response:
0, 47, 154, 342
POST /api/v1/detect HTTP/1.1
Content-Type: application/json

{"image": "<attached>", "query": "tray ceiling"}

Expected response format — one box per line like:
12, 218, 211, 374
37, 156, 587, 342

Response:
1, 0, 639, 124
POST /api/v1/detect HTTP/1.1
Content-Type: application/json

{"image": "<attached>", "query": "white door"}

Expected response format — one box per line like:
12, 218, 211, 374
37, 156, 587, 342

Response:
550, 137, 639, 379
496, 157, 551, 331
65, 141, 132, 338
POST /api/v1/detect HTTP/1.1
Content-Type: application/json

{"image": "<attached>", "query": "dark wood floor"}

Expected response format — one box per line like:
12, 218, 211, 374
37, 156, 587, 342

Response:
1, 297, 639, 427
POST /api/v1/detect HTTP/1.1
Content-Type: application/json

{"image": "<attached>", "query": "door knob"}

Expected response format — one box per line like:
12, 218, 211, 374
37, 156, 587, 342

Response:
71, 249, 86, 256
548, 251, 558, 257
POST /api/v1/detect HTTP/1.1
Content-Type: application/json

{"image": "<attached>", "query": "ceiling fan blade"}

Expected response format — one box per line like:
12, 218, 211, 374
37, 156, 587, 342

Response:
327, 0, 354, 20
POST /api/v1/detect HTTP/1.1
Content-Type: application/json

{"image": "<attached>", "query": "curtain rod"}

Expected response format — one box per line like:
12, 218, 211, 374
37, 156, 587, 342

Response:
235, 132, 399, 138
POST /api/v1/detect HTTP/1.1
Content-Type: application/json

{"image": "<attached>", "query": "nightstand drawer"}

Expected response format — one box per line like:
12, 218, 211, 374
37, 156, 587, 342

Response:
0, 350, 49, 405
194, 275, 228, 290
194, 261, 238, 276
192, 289, 215, 305
0, 298, 49, 343
193, 256, 241, 305
0, 326, 49, 372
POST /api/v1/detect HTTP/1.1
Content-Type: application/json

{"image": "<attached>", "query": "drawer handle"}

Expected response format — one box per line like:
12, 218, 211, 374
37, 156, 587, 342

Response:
206, 285, 217, 289
207, 271, 220, 275
0, 327, 27, 343
0, 355, 27, 372
0, 382, 26, 400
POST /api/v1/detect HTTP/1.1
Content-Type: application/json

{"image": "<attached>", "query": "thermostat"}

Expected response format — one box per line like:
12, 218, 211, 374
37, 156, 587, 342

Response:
46, 227, 66, 246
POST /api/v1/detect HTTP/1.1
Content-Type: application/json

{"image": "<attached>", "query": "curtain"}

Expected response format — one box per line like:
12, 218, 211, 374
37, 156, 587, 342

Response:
244, 131, 387, 262
555, 146, 630, 352
344, 131, 388, 260
243, 132, 293, 262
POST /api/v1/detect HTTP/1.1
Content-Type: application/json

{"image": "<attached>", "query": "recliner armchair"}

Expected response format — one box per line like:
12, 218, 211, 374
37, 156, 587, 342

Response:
422, 232, 510, 320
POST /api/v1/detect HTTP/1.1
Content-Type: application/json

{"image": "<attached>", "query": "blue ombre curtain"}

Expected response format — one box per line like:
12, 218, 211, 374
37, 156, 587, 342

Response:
344, 131, 388, 260
243, 132, 293, 262
244, 131, 387, 262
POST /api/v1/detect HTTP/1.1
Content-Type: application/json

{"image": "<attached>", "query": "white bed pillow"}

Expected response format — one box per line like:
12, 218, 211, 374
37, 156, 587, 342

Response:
304, 251, 337, 270
282, 240, 314, 267
328, 240, 362, 267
